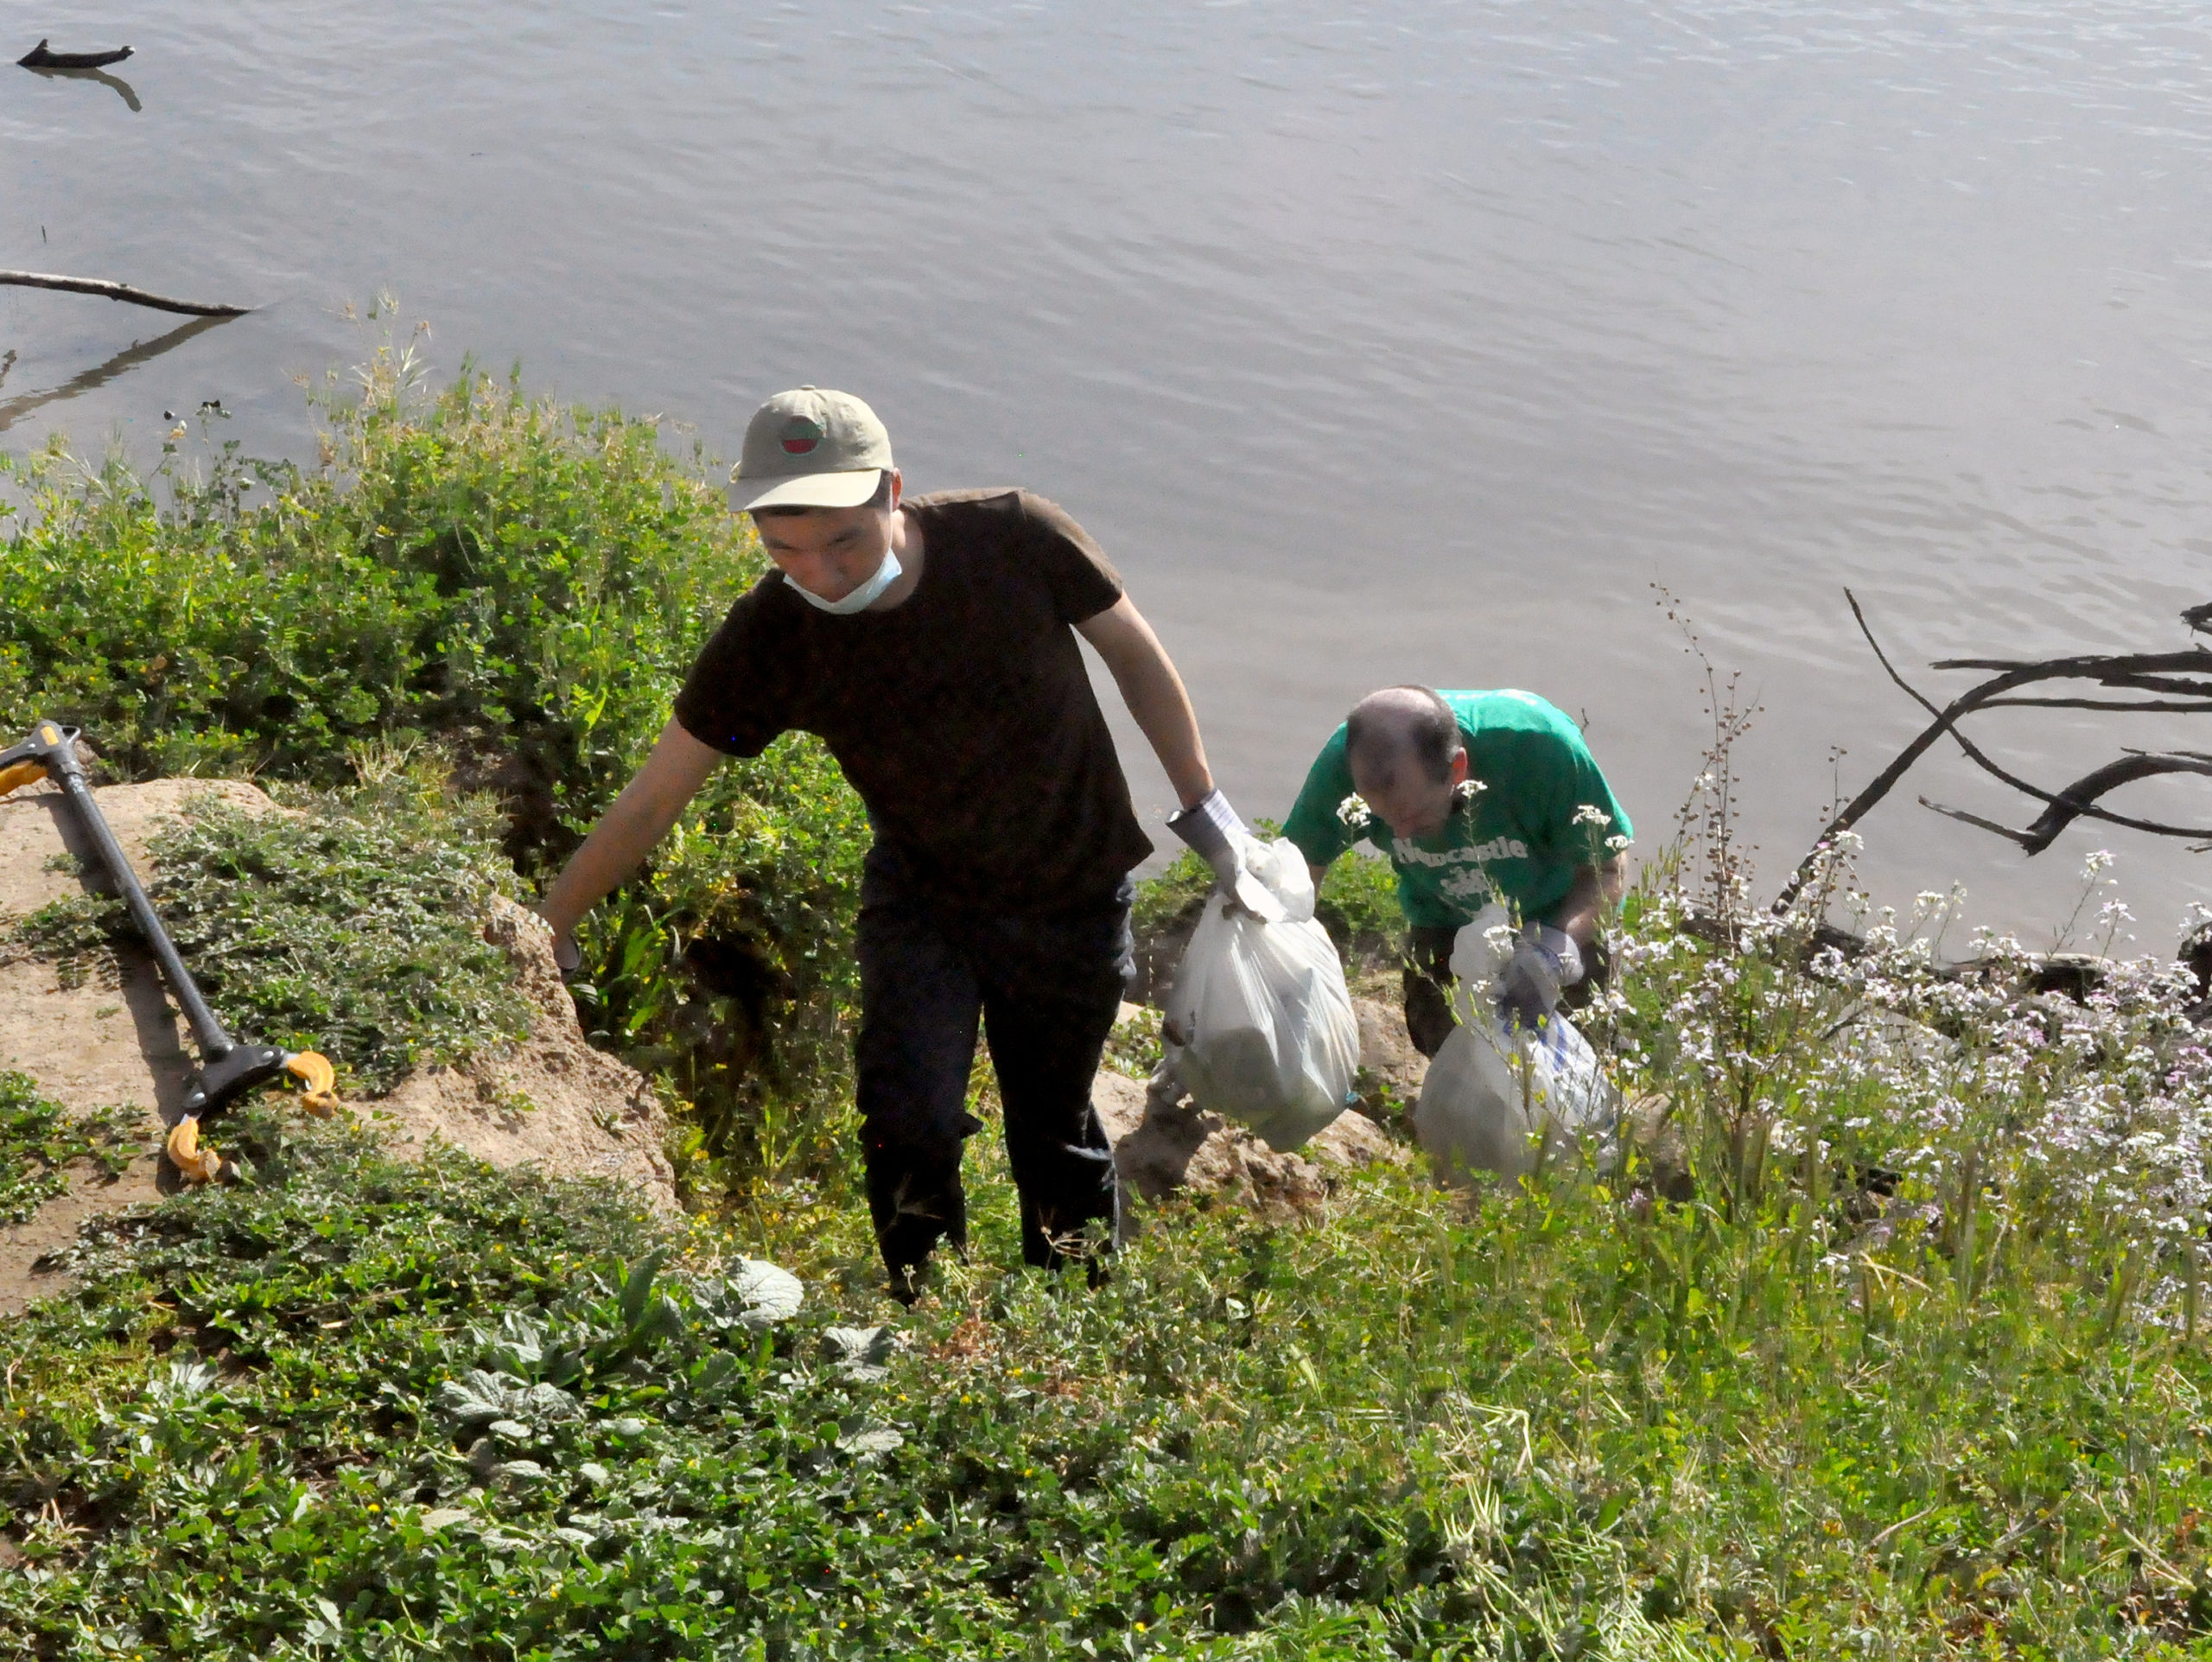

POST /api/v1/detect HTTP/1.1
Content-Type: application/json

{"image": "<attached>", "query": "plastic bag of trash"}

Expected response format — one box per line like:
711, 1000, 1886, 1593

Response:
1413, 905, 1618, 1183
1164, 837, 1361, 1152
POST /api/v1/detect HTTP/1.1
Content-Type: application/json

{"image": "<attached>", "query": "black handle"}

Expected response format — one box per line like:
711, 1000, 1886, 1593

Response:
6, 722, 235, 1060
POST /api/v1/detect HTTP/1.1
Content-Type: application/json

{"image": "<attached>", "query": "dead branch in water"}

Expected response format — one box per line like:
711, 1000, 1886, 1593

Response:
17, 40, 131, 69
1774, 593, 2212, 912
1922, 751, 2212, 855
0, 270, 248, 318
22, 63, 142, 111
0, 315, 233, 435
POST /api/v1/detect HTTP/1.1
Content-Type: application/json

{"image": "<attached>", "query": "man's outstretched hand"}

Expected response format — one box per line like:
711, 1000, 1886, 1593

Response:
1167, 789, 1282, 920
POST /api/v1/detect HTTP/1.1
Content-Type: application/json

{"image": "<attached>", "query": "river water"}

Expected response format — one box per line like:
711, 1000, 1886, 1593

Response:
10, 1, 2212, 942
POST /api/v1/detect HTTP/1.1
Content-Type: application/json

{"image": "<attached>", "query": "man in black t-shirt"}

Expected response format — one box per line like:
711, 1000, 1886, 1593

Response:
537, 387, 1253, 1300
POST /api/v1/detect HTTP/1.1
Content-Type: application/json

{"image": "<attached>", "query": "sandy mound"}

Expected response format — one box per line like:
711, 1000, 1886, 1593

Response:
370, 895, 674, 1205
1351, 985, 1429, 1103
0, 778, 671, 1316
1093, 1067, 1405, 1217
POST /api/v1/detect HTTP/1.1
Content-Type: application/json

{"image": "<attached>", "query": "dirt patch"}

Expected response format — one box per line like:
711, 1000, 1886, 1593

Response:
366, 895, 674, 1205
0, 777, 265, 1316
0, 1155, 163, 1321
0, 779, 672, 1316
1351, 984, 1428, 1105
1093, 1067, 1405, 1219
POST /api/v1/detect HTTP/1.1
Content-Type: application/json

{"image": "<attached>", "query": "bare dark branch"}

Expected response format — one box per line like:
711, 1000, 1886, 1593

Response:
1930, 665, 2212, 698
1921, 758, 2212, 854
1976, 698, 2212, 713
0, 269, 248, 318
1774, 595, 2212, 911
17, 40, 132, 69
2008, 754, 2212, 855
1919, 798, 2035, 847
1930, 653, 2212, 678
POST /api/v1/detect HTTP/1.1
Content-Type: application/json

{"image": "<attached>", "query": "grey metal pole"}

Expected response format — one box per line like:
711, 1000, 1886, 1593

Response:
43, 735, 236, 1060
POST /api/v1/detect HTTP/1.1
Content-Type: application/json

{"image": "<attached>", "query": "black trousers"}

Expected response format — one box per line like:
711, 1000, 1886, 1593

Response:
854, 844, 1132, 1290
1402, 925, 1611, 1060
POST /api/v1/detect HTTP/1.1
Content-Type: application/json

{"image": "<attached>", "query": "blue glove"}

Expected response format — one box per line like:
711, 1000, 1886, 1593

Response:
1496, 925, 1583, 1031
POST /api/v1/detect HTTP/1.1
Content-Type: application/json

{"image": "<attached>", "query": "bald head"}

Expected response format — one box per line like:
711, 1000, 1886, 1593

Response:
1344, 686, 1467, 840
1345, 686, 1463, 785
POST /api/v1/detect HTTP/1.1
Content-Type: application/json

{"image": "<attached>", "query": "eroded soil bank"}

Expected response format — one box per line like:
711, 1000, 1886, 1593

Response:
0, 779, 674, 1315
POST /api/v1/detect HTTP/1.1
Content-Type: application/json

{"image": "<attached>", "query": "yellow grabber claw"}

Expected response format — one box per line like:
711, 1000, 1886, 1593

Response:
166, 1054, 339, 1184
285, 1051, 340, 1117
0, 759, 46, 800
165, 1118, 225, 1186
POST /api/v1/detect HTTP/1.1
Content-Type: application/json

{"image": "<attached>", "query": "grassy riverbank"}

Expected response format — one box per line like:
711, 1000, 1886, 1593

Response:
8, 342, 2212, 1655
10, 925, 2212, 1659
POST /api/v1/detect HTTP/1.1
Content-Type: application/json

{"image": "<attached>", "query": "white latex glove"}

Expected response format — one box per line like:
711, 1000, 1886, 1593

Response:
1166, 790, 1282, 921
1496, 924, 1584, 1031
537, 909, 583, 977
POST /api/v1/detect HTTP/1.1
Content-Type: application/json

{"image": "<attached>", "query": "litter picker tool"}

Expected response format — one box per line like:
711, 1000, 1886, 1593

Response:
0, 721, 338, 1181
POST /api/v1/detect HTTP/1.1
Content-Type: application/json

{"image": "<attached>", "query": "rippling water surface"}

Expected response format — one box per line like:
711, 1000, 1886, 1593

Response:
10, 0, 2212, 936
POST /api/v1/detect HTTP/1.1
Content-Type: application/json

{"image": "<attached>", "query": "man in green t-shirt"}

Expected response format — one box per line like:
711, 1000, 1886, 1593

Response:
1282, 685, 1631, 1056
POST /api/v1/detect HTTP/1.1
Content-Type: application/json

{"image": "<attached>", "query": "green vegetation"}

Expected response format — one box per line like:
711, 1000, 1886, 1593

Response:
0, 1073, 141, 1224
143, 794, 534, 1093
10, 333, 2212, 1652
13, 984, 2212, 1657
0, 328, 728, 800
0, 312, 866, 1187
10, 786, 531, 1094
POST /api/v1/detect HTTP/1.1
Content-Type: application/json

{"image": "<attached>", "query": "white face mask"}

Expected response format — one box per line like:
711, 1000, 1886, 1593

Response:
783, 545, 902, 615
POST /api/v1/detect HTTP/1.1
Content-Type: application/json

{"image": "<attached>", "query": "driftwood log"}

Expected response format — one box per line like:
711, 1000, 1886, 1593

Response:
1776, 592, 2212, 911
18, 40, 132, 69
0, 270, 247, 318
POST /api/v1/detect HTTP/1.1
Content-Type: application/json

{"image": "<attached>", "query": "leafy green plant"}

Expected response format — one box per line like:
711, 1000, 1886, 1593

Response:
0, 331, 741, 813
15, 1052, 2212, 1657
0, 1073, 142, 1223
7, 790, 531, 1094
147, 797, 535, 1092
1315, 848, 1403, 971
1131, 847, 1214, 945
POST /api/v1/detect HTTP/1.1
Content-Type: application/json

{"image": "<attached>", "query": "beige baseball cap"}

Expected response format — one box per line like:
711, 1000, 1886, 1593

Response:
730, 386, 894, 512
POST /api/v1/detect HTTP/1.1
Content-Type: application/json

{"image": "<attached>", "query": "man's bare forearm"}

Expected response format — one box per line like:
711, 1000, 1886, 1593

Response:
1122, 669, 1215, 809
538, 719, 723, 938
1077, 597, 1216, 809
1545, 854, 1629, 949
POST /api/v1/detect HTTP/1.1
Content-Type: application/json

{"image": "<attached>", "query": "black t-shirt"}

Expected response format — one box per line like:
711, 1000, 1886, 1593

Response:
673, 488, 1154, 912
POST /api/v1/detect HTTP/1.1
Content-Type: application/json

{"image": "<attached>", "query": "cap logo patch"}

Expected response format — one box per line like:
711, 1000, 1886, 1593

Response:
779, 417, 824, 455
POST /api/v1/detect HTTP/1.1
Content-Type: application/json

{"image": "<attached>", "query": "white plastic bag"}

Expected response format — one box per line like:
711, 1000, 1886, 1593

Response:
1413, 905, 1618, 1184
1163, 837, 1362, 1152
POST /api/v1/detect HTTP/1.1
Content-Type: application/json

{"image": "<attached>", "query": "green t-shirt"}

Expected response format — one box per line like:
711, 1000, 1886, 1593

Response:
1281, 690, 1632, 931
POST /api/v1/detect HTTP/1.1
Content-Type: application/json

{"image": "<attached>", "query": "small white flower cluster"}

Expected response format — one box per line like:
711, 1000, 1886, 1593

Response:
1592, 822, 2212, 1327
